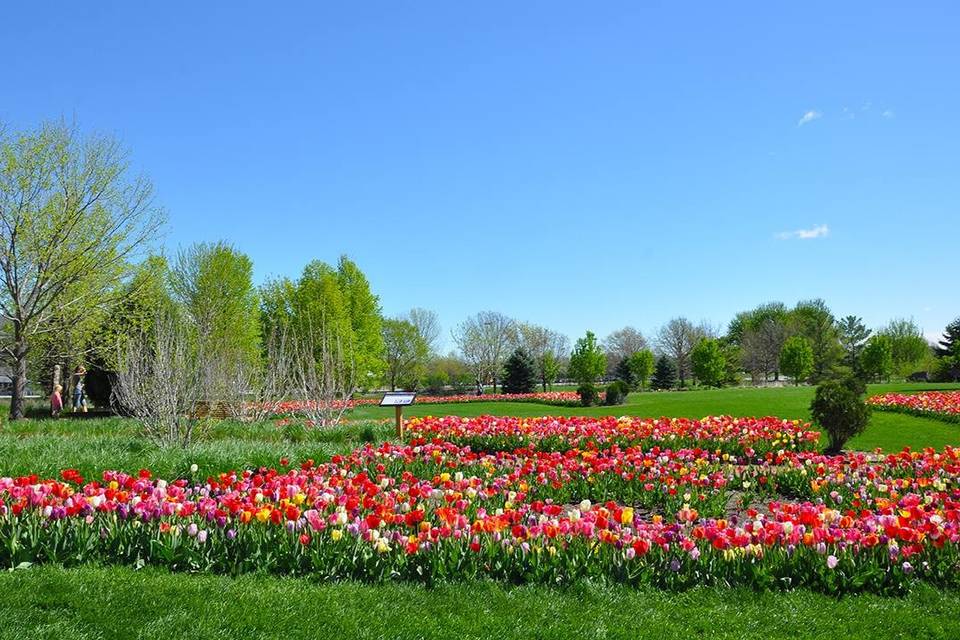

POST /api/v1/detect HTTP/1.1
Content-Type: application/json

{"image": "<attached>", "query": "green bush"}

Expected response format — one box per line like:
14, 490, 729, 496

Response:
810, 376, 871, 454
577, 383, 599, 407
604, 381, 629, 406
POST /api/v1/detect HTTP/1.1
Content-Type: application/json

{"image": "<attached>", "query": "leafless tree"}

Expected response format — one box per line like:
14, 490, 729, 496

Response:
113, 312, 203, 447
655, 317, 698, 387
451, 311, 516, 392
603, 326, 648, 373
226, 327, 295, 422
740, 318, 786, 384
518, 322, 570, 391
407, 307, 442, 356
289, 322, 357, 427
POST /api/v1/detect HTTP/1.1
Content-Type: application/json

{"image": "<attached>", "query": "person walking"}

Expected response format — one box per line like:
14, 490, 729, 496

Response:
73, 366, 88, 413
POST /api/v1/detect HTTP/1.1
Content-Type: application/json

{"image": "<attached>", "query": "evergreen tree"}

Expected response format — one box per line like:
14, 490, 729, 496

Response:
650, 356, 677, 390
837, 315, 871, 371
936, 318, 960, 358
501, 347, 537, 394
614, 357, 636, 389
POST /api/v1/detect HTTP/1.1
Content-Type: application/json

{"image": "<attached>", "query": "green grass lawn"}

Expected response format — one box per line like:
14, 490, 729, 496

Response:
2, 382, 959, 639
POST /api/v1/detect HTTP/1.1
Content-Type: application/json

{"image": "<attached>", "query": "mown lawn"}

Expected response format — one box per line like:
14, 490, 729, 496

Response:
1, 382, 959, 639
1, 566, 958, 640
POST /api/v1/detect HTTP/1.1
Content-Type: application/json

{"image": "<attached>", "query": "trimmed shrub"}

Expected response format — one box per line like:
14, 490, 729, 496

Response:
811, 376, 871, 454
577, 383, 599, 407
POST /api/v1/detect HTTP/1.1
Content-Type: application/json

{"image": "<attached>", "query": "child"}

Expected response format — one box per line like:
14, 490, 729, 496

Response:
73, 366, 87, 413
50, 384, 63, 418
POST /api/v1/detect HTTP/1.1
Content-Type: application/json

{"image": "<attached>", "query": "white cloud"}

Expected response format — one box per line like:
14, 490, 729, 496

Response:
797, 110, 822, 127
776, 224, 830, 240
882, 109, 895, 119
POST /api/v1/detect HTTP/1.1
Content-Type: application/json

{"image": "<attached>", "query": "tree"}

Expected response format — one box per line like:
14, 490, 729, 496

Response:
259, 256, 382, 409
382, 318, 428, 391
170, 241, 261, 403
655, 318, 699, 387
935, 318, 960, 358
836, 315, 871, 372
407, 308, 441, 356
113, 310, 203, 447
880, 318, 930, 376
501, 347, 537, 394
740, 318, 786, 384
336, 256, 385, 385
0, 122, 163, 419
810, 377, 871, 454
779, 335, 814, 385
451, 311, 516, 392
603, 326, 647, 374
614, 357, 636, 389
691, 338, 726, 387
628, 349, 655, 390
861, 334, 894, 382
568, 331, 606, 385
789, 299, 842, 381
517, 323, 569, 391
650, 356, 677, 390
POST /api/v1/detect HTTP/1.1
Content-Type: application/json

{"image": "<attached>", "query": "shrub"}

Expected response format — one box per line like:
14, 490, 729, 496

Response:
604, 381, 629, 406
810, 376, 871, 454
577, 383, 599, 407
83, 369, 115, 409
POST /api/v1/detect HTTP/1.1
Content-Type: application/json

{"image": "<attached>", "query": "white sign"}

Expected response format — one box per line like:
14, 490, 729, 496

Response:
379, 392, 416, 407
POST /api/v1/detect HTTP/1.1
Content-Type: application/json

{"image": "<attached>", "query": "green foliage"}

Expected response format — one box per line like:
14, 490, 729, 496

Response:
614, 357, 636, 389
628, 349, 655, 390
604, 380, 629, 406
861, 335, 894, 382
810, 377, 871, 454
779, 336, 814, 385
576, 382, 599, 407
0, 121, 163, 418
690, 338, 726, 387
837, 315, 871, 372
935, 317, 960, 358
650, 356, 677, 390
789, 299, 842, 382
568, 331, 606, 385
879, 318, 930, 376
336, 256, 386, 383
382, 318, 429, 390
261, 256, 385, 389
501, 348, 538, 394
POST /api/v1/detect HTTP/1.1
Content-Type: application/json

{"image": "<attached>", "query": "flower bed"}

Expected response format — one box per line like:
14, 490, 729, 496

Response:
2, 415, 959, 594
868, 391, 960, 424
274, 391, 592, 415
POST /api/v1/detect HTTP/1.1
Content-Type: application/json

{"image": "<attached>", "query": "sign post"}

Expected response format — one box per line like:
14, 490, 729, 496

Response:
379, 392, 416, 439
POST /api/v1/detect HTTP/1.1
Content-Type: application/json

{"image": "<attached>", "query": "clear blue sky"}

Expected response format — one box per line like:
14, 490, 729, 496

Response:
3, 1, 958, 350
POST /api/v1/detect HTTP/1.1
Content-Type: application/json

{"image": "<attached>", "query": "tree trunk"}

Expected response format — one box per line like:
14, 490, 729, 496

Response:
9, 338, 28, 420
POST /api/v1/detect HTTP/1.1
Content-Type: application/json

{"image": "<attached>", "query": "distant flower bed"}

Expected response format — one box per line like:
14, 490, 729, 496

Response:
868, 391, 960, 423
274, 391, 590, 415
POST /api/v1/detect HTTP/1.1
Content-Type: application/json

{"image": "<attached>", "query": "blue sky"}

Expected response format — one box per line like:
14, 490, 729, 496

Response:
3, 1, 958, 350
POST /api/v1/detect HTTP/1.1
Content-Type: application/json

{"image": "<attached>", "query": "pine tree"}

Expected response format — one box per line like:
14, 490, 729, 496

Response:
501, 347, 537, 394
650, 355, 677, 390
614, 358, 636, 389
936, 318, 960, 358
